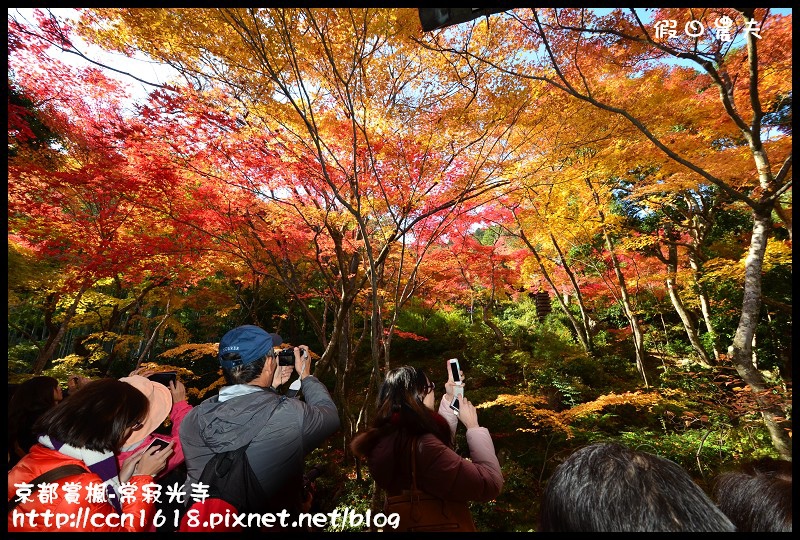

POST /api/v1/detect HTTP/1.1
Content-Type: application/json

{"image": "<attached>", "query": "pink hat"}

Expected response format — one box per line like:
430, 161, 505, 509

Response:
119, 375, 172, 447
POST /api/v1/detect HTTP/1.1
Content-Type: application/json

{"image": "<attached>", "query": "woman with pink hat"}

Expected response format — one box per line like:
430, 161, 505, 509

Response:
116, 370, 193, 480
115, 370, 194, 531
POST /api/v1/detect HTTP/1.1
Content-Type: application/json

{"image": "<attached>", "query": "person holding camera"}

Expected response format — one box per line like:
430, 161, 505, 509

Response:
179, 324, 340, 521
350, 361, 503, 532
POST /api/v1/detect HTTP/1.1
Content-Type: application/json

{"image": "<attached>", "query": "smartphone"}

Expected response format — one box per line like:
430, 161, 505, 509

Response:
448, 359, 464, 415
145, 437, 169, 453
147, 371, 177, 387
448, 358, 462, 384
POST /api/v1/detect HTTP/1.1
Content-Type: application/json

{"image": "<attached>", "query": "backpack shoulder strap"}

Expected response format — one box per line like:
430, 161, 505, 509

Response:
8, 464, 87, 513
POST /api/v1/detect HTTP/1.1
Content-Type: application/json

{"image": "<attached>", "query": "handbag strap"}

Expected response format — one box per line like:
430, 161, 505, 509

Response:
8, 463, 87, 513
410, 437, 418, 491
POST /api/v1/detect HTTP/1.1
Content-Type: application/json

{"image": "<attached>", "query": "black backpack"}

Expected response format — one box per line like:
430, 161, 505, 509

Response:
201, 443, 267, 512
178, 444, 265, 532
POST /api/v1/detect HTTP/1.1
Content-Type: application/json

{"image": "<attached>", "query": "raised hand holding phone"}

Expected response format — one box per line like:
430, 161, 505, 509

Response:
147, 371, 177, 387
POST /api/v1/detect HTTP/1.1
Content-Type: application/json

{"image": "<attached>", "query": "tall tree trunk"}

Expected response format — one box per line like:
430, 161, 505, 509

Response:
728, 207, 792, 460
32, 283, 90, 374
549, 232, 595, 354
683, 201, 723, 363
132, 297, 172, 371
688, 251, 722, 363
516, 229, 593, 353
587, 178, 648, 386
481, 302, 505, 344
664, 268, 713, 368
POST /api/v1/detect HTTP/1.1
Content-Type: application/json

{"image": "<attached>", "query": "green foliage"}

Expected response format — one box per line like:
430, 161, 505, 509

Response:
664, 337, 694, 357
756, 263, 792, 373
473, 226, 502, 246
527, 367, 584, 408
617, 426, 780, 489
706, 207, 753, 246
8, 343, 39, 372
391, 304, 472, 361
325, 479, 376, 532
594, 301, 629, 329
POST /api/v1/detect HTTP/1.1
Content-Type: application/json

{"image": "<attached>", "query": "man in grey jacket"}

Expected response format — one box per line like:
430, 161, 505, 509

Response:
179, 324, 340, 517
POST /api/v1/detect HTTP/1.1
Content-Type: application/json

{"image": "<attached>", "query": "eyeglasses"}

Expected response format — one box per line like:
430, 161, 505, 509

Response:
130, 421, 144, 431
423, 380, 435, 394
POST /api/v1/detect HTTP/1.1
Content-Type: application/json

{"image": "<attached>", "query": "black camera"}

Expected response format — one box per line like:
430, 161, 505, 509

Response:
277, 349, 296, 366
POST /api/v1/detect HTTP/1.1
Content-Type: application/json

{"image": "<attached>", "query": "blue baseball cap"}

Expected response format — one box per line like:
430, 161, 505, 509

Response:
218, 325, 283, 369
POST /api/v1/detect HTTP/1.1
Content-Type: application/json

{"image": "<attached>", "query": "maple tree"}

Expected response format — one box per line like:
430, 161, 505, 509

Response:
70, 7, 537, 435
7, 8, 791, 475
8, 13, 229, 374
419, 7, 792, 458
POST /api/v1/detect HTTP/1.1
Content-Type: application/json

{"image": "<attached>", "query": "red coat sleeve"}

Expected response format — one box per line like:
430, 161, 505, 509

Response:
414, 433, 504, 503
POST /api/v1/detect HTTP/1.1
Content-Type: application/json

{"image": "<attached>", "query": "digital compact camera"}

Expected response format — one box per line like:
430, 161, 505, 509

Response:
277, 348, 308, 366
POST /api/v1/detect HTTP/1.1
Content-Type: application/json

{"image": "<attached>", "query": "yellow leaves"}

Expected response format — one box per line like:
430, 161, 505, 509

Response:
158, 342, 220, 362
617, 235, 657, 252
702, 254, 748, 284
564, 391, 663, 421
484, 390, 669, 437
762, 239, 792, 271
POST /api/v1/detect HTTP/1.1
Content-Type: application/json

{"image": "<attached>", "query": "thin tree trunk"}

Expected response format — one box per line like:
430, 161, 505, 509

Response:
602, 228, 648, 387
657, 224, 714, 367
688, 251, 722, 362
549, 232, 595, 354
134, 297, 172, 370
586, 178, 648, 386
516, 229, 592, 353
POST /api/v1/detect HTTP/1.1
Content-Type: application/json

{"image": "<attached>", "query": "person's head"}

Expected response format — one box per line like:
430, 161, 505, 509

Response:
376, 365, 437, 416
118, 375, 172, 448
8, 376, 62, 434
351, 365, 447, 459
218, 324, 284, 386
32, 378, 149, 453
712, 457, 792, 532
538, 441, 736, 532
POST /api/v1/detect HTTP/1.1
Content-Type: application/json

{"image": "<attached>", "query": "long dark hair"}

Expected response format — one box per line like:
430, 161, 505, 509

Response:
8, 376, 60, 459
33, 378, 149, 453
351, 365, 450, 458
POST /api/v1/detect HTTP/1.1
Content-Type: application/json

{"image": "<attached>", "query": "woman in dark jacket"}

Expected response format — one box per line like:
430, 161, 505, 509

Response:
8, 376, 62, 470
350, 362, 503, 531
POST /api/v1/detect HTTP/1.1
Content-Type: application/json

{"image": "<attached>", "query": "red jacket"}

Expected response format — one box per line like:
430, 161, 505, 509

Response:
8, 445, 157, 532
366, 397, 503, 502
